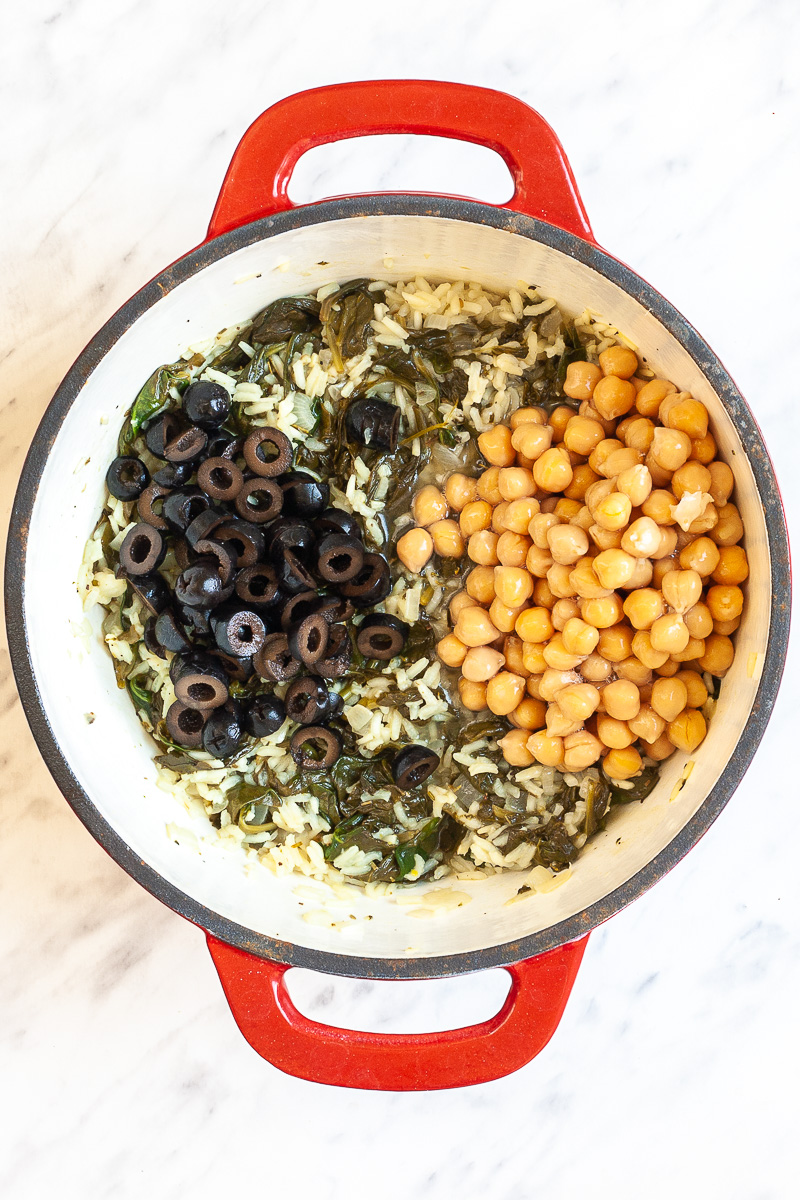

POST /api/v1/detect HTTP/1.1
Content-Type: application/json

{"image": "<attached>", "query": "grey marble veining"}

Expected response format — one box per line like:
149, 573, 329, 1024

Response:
2, 1, 799, 1197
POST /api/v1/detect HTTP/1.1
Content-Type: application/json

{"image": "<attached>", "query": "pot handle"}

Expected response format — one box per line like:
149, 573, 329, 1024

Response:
207, 79, 594, 242
206, 933, 588, 1090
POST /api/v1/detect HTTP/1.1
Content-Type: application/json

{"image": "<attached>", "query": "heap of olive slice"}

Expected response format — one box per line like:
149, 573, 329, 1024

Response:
106, 379, 417, 771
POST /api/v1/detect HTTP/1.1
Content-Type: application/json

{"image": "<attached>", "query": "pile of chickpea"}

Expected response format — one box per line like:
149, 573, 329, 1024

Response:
395, 345, 748, 782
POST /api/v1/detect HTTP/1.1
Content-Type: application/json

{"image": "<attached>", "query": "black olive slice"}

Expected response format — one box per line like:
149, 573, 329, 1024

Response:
145, 412, 183, 459
315, 595, 356, 624
119, 523, 166, 576
155, 609, 193, 653
275, 548, 317, 595
344, 398, 400, 452
182, 380, 231, 430
339, 552, 391, 606
315, 623, 352, 679
243, 694, 286, 738
279, 590, 322, 632
143, 616, 166, 659
174, 558, 225, 608
235, 563, 281, 607
209, 649, 254, 683
315, 533, 364, 584
322, 690, 344, 721
284, 675, 330, 725
356, 613, 410, 660
169, 649, 223, 684
165, 701, 207, 749
202, 700, 244, 759
214, 519, 265, 569
152, 460, 194, 489
281, 471, 330, 518
164, 424, 208, 464
197, 456, 244, 502
288, 613, 330, 666
312, 507, 363, 541
106, 456, 150, 501
193, 538, 237, 586
206, 432, 244, 461
391, 745, 440, 790
253, 633, 303, 682
162, 487, 211, 533
185, 505, 228, 550
243, 427, 293, 477
128, 572, 170, 615
263, 518, 316, 561
137, 483, 172, 530
211, 606, 266, 657
175, 601, 212, 638
290, 725, 341, 769
174, 668, 229, 711
234, 477, 283, 523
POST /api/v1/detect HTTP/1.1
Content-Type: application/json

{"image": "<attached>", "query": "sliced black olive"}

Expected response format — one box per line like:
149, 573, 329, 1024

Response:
173, 664, 229, 711
143, 616, 166, 659
162, 487, 211, 533
137, 482, 171, 530
234, 477, 283, 523
202, 700, 244, 759
243, 694, 286, 738
119, 523, 166, 576
315, 623, 352, 679
339, 552, 391, 607
235, 563, 281, 607
356, 613, 409, 660
175, 601, 212, 638
263, 518, 315, 561
315, 533, 364, 584
193, 538, 237, 586
392, 745, 440, 790
165, 701, 207, 749
322, 690, 344, 721
128, 572, 170, 615
284, 675, 330, 725
344, 398, 400, 452
169, 649, 221, 684
206, 432, 243, 461
214, 519, 265, 569
253, 632, 303, 682
164, 425, 208, 464
279, 590, 323, 632
145, 411, 183, 459
197, 456, 244, 502
152, 460, 194, 489
182, 380, 231, 430
185, 505, 228, 550
243, 427, 292, 477
281, 471, 330, 519
288, 613, 329, 666
290, 725, 341, 769
315, 594, 356, 624
312, 507, 363, 541
155, 609, 194, 653
275, 548, 317, 595
106, 456, 149, 501
210, 650, 254, 683
174, 558, 225, 608
211, 605, 266, 657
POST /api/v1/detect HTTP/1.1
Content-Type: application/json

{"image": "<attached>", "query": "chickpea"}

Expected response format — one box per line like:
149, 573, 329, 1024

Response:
652, 526, 679, 560
477, 466, 503, 505
592, 548, 637, 589
461, 645, 505, 683
546, 523, 590, 565
570, 558, 613, 600
561, 730, 602, 772
478, 424, 515, 467
601, 447, 644, 480
551, 598, 582, 630
667, 709, 707, 753
491, 502, 510, 534
533, 578, 557, 609
631, 630, 670, 669
589, 524, 624, 552
650, 613, 690, 654
706, 585, 743, 624
449, 590, 475, 623
711, 503, 744, 547
464, 566, 494, 606
603, 678, 641, 721
684, 602, 714, 639
498, 466, 536, 502
459, 677, 488, 711
515, 606, 555, 644
623, 588, 665, 630
621, 557, 655, 591
596, 623, 634, 663
397, 527, 433, 573
698, 633, 735, 676
649, 427, 691, 472
511, 422, 554, 461
543, 633, 585, 671
539, 668, 577, 701
494, 566, 534, 609
580, 653, 614, 686
454, 605, 500, 648
651, 676, 689, 723
562, 616, 600, 657
592, 375, 636, 420
615, 656, 653, 686
629, 704, 667, 745
580, 594, 624, 629
497, 531, 532, 567
530, 511, 562, 549
707, 461, 734, 508
617, 464, 653, 506
554, 498, 583, 521
652, 555, 679, 589
597, 714, 636, 749
460, 500, 493, 538
594, 492, 633, 533
429, 519, 464, 559
712, 545, 749, 585
603, 745, 643, 780
680, 536, 720, 577
564, 463, 601, 502
671, 461, 712, 500
641, 489, 677, 526
527, 731, 565, 768
489, 598, 527, 635
502, 496, 540, 533
675, 670, 709, 708
564, 415, 605, 456
549, 409, 576, 443
634, 378, 675, 418
486, 670, 527, 716
588, 438, 623, 476
533, 446, 573, 493
618, 517, 660, 559
497, 728, 534, 767
623, 417, 656, 454
647, 731, 677, 761
468, 530, 500, 566
546, 703, 583, 738
437, 633, 468, 668
670, 636, 706, 664
714, 616, 741, 636
523, 641, 548, 674
412, 485, 448, 527
511, 697, 547, 731
691, 432, 717, 464
555, 683, 599, 723
503, 634, 528, 675
661, 569, 702, 614
527, 546, 555, 582
444, 472, 478, 512
599, 344, 639, 379
663, 396, 709, 439
561, 360, 602, 400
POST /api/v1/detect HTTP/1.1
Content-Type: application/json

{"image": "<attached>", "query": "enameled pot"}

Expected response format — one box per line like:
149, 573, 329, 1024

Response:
6, 81, 790, 1090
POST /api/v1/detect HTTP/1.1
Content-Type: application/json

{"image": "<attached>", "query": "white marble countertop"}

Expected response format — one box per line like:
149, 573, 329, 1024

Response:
2, 2, 799, 1197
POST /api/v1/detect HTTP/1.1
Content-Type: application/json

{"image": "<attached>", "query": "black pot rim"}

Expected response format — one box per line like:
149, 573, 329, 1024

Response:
5, 195, 792, 981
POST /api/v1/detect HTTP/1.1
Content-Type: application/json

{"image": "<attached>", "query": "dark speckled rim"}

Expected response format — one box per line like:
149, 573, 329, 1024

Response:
5, 196, 791, 980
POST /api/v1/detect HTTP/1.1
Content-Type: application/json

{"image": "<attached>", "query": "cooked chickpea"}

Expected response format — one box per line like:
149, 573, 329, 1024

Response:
618, 516, 660, 560
707, 461, 734, 508
444, 472, 478, 512
529, 512, 561, 549
691, 432, 717, 464
684, 602, 713, 640
523, 641, 548, 674
502, 497, 540, 533
461, 646, 506, 683
711, 503, 744, 547
588, 439, 623, 476
708, 585, 744, 624
497, 466, 536, 502
547, 407, 574, 442
429, 519, 464, 559
650, 612, 690, 654
597, 714, 636, 749
562, 360, 603, 400
546, 523, 590, 565
491, 502, 510, 534
412, 485, 448, 527
449, 591, 475, 623
489, 598, 526, 634
476, 466, 503, 505
649, 427, 691, 473
510, 698, 546, 733
644, 732, 675, 761
603, 447, 645, 480
667, 708, 707, 753
397, 526, 433, 573
555, 683, 600, 723
454, 605, 500, 648
675, 670, 708, 708
468, 530, 500, 566
458, 677, 488, 711
641, 489, 677, 526
477, 424, 515, 467
671, 461, 712, 500
542, 633, 584, 670
623, 417, 656, 454
580, 594, 624, 629
627, 704, 665, 745
493, 566, 534, 609
592, 374, 636, 420
603, 678, 641, 721
533, 446, 573, 493
486, 670, 527, 716
496, 728, 533, 766
615, 656, 653, 686
509, 406, 547, 430
599, 344, 639, 379
652, 526, 679, 560
603, 745, 643, 780
631, 630, 670, 669
670, 636, 706, 664
564, 415, 605, 456
679, 536, 720, 577
594, 492, 634, 534
589, 524, 623, 552
712, 545, 749, 585
511, 422, 553, 461
663, 396, 709, 439
698, 633, 735, 676
465, 566, 495, 606
714, 617, 741, 636
635, 378, 676, 418
547, 701, 585, 737
593, 549, 637, 589
596, 623, 634, 663
562, 617, 600, 657
686, 500, 720, 537
623, 587, 665, 630
651, 676, 688, 723
437, 633, 468, 668
502, 634, 528, 675
527, 731, 565, 768
661, 569, 702, 614
570, 558, 613, 600
528, 549, 555, 582
538, 668, 577, 701
580, 652, 614, 682
554, 498, 583, 521
514, 606, 554, 644
551, 598, 581, 630
459, 500, 493, 537
497, 531, 532, 567
561, 730, 602, 771
617, 464, 652, 507
564, 463, 601, 502
621, 557, 655, 591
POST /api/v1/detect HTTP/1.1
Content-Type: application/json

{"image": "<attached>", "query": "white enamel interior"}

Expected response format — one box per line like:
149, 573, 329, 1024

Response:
20, 214, 770, 961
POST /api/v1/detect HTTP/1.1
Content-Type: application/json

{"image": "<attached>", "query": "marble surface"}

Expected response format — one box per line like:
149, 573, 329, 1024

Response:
2, 1, 799, 1196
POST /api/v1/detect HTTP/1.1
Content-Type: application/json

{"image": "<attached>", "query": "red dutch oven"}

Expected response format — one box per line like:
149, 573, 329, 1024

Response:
6, 81, 790, 1090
